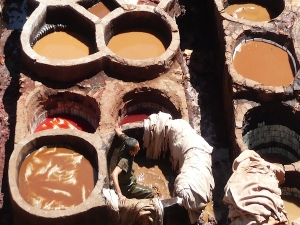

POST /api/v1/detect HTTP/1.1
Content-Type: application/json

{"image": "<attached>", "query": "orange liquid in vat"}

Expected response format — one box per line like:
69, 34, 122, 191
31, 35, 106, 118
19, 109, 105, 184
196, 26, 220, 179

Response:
107, 28, 167, 60
19, 147, 95, 210
233, 41, 294, 86
33, 31, 92, 60
225, 3, 275, 22
88, 2, 110, 18
282, 196, 300, 224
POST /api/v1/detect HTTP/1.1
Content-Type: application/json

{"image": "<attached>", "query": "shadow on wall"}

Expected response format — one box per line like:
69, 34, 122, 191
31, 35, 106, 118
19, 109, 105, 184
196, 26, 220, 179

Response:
2, 0, 27, 30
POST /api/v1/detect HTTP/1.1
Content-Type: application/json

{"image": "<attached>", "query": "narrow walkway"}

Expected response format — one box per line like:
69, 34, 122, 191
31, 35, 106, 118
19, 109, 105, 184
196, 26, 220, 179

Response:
176, 0, 232, 223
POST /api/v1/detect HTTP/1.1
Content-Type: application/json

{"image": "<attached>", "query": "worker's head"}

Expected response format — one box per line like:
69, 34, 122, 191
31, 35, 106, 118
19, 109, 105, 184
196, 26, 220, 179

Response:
125, 138, 140, 156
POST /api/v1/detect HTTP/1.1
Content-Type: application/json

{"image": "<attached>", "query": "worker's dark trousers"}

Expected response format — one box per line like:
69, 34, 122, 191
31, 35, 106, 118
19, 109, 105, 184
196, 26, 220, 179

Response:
120, 182, 154, 199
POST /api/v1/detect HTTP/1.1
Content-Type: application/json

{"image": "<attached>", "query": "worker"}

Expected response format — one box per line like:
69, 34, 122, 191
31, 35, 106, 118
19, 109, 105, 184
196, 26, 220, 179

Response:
111, 127, 154, 205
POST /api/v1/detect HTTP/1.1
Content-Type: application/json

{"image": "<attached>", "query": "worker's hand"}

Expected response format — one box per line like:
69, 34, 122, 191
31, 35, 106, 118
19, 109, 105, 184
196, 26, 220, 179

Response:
118, 193, 126, 205
115, 126, 123, 137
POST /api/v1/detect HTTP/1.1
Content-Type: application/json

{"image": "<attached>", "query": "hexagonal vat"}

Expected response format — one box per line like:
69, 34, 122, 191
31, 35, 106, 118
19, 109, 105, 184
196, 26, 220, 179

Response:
242, 104, 300, 164
21, 4, 103, 82
118, 89, 182, 126
102, 5, 180, 81
9, 131, 107, 225
84, 0, 119, 19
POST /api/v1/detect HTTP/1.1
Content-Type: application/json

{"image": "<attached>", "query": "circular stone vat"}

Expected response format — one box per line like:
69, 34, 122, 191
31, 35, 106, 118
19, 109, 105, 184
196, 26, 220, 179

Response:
27, 91, 99, 134
19, 146, 96, 210
32, 26, 94, 60
21, 4, 103, 82
103, 6, 180, 80
233, 37, 297, 87
224, 0, 284, 22
9, 132, 106, 225
281, 187, 300, 223
107, 27, 169, 60
118, 89, 182, 125
242, 104, 300, 164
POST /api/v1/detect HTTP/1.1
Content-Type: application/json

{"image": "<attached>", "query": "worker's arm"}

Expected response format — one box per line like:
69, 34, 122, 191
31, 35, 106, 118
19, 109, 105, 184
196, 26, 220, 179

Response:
111, 166, 127, 205
115, 127, 123, 137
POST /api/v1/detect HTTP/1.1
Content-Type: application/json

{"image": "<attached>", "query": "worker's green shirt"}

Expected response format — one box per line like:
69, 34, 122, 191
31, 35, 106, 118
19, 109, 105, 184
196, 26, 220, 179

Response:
117, 134, 136, 185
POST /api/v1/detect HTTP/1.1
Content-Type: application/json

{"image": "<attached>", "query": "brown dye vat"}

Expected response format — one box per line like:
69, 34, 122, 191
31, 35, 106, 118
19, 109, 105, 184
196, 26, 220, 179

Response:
33, 31, 92, 60
233, 41, 294, 86
282, 196, 300, 224
134, 157, 176, 199
137, 0, 159, 6
19, 147, 95, 210
225, 3, 275, 22
88, 2, 110, 19
107, 28, 167, 60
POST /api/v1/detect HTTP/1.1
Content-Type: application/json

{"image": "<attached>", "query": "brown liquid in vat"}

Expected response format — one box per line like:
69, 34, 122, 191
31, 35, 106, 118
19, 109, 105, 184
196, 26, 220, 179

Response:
107, 28, 167, 60
88, 2, 110, 19
33, 31, 92, 60
134, 158, 176, 199
233, 41, 294, 86
225, 3, 275, 22
282, 196, 300, 224
19, 147, 95, 210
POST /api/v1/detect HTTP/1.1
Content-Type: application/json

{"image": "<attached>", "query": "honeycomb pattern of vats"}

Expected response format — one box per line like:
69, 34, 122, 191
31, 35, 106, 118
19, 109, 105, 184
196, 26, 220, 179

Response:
10, 0, 194, 224
212, 0, 300, 159
21, 0, 180, 82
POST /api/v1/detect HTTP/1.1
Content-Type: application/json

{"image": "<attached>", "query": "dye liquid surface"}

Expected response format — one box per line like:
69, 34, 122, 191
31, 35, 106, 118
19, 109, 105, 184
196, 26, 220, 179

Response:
107, 28, 167, 60
33, 31, 92, 60
19, 147, 95, 210
134, 158, 176, 199
88, 2, 110, 19
282, 196, 300, 224
34, 115, 95, 133
233, 41, 294, 86
225, 3, 275, 22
